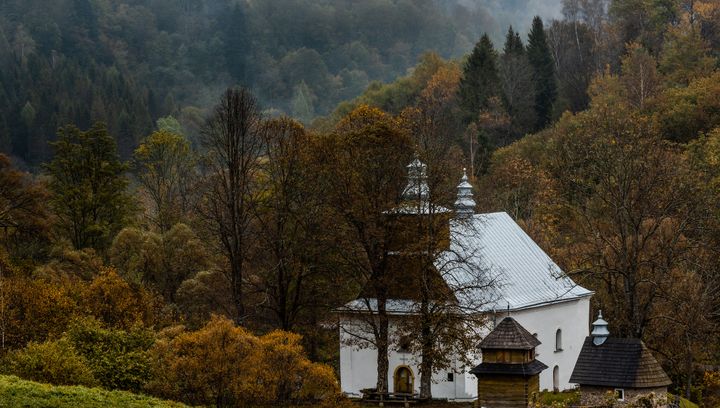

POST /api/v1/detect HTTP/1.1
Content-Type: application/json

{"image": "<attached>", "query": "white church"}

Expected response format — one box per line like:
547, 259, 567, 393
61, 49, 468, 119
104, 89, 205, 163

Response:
337, 158, 593, 401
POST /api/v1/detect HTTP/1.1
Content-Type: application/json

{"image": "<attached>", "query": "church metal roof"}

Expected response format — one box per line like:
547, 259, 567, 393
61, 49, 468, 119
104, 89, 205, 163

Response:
339, 211, 591, 314
444, 212, 592, 311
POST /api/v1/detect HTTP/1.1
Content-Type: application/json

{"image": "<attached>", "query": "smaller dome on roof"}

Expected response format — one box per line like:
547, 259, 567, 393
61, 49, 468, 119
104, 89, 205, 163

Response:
454, 168, 476, 218
591, 310, 610, 346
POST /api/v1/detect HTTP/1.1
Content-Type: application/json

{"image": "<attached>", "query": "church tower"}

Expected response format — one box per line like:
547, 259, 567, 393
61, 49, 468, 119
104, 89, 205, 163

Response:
385, 155, 451, 253
454, 168, 476, 218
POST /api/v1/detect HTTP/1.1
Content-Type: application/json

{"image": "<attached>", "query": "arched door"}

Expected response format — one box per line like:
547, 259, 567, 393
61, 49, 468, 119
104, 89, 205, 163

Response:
553, 365, 560, 392
393, 366, 414, 394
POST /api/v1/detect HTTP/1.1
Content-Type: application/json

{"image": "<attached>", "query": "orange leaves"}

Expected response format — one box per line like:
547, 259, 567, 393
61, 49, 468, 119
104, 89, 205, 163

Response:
147, 316, 343, 407
82, 268, 160, 330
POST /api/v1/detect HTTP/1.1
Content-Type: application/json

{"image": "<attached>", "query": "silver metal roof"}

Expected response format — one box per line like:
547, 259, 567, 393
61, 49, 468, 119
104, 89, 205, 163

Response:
446, 212, 592, 311
340, 211, 592, 314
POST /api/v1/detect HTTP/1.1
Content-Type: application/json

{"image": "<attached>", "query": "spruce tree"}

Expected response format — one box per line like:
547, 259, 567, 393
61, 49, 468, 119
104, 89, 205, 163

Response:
527, 16, 557, 130
458, 34, 499, 122
504, 26, 525, 55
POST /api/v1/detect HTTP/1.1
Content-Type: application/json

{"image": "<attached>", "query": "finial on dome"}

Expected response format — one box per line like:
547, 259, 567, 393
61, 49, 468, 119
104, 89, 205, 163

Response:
454, 168, 476, 218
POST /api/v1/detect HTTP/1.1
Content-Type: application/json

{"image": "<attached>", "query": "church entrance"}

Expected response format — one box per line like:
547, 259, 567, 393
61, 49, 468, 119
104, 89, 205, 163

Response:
393, 366, 414, 394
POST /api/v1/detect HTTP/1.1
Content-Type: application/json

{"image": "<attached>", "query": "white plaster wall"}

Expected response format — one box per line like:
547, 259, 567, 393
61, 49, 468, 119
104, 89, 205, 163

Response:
339, 317, 475, 400
339, 297, 590, 399
510, 297, 591, 391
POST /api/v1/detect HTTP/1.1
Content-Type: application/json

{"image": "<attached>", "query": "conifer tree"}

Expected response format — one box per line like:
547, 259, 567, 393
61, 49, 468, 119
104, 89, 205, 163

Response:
458, 34, 499, 122
527, 16, 557, 130
504, 26, 525, 55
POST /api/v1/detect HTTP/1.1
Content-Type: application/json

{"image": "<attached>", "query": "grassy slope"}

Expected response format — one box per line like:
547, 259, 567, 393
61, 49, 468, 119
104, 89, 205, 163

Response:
0, 375, 187, 408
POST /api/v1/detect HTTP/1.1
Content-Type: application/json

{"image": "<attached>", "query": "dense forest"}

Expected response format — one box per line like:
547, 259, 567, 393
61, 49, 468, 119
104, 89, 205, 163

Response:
1, 0, 720, 406
0, 0, 564, 167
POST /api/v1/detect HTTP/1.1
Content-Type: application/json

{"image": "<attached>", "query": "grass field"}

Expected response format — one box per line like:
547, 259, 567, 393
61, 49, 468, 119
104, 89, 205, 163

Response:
0, 375, 187, 408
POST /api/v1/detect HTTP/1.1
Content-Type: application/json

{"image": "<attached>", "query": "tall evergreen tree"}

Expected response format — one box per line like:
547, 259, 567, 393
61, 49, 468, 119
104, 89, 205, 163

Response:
504, 26, 525, 55
458, 34, 499, 122
527, 16, 557, 130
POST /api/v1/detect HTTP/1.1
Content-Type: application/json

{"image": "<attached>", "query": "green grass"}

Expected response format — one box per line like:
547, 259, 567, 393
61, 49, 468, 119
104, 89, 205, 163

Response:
669, 394, 699, 408
537, 390, 580, 406
0, 375, 188, 408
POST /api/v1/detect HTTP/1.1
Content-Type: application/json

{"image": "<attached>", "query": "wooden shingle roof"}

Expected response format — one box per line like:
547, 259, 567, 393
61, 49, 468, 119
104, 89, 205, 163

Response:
570, 337, 672, 388
470, 360, 548, 376
480, 317, 541, 350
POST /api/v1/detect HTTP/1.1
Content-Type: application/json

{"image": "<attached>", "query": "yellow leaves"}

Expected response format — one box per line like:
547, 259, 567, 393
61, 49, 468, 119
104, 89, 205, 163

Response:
82, 267, 160, 330
147, 316, 343, 406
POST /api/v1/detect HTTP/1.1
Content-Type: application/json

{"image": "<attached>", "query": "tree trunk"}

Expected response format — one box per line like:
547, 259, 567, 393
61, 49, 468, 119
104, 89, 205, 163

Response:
419, 299, 433, 399
231, 259, 245, 324
376, 296, 390, 393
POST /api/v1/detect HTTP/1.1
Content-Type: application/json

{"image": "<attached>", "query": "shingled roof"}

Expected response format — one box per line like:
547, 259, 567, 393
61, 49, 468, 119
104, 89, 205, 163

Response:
470, 360, 548, 376
570, 337, 672, 388
480, 317, 541, 350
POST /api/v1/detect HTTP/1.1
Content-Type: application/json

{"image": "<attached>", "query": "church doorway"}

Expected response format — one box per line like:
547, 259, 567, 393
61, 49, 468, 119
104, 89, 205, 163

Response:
553, 365, 560, 392
393, 366, 414, 394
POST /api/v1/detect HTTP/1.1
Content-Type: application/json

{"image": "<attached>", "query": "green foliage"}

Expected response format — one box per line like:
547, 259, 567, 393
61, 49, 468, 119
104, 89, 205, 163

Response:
0, 375, 187, 407
654, 72, 720, 143
65, 318, 155, 393
458, 34, 500, 121
132, 129, 196, 232
45, 123, 134, 251
526, 16, 557, 130
110, 224, 210, 301
3, 339, 96, 387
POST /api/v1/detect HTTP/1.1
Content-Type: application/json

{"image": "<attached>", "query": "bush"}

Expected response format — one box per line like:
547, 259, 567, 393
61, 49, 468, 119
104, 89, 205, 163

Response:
146, 316, 345, 407
66, 318, 155, 393
3, 339, 96, 387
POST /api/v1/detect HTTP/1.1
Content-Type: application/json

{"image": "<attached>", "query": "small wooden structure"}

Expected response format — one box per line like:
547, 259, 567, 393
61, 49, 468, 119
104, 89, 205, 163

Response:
470, 317, 548, 408
570, 312, 672, 407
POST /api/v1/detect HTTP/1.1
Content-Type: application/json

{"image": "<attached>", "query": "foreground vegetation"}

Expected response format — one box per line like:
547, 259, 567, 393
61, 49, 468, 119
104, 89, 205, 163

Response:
0, 0, 719, 407
0, 375, 186, 408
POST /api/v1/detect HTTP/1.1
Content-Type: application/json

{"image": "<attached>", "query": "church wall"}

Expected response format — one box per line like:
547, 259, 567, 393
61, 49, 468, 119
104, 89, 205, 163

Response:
510, 296, 591, 391
339, 316, 476, 400
339, 296, 590, 399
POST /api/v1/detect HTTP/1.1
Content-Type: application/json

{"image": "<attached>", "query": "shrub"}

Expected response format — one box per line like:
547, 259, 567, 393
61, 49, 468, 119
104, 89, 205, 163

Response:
66, 318, 155, 392
146, 316, 345, 407
3, 339, 96, 387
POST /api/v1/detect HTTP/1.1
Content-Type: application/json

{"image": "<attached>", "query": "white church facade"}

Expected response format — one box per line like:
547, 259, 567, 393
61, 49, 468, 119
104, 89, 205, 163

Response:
337, 159, 593, 400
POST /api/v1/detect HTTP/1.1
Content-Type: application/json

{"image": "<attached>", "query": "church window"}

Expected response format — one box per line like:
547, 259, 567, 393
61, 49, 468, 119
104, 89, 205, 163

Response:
447, 372, 454, 382
615, 389, 625, 401
398, 336, 411, 353
555, 329, 563, 351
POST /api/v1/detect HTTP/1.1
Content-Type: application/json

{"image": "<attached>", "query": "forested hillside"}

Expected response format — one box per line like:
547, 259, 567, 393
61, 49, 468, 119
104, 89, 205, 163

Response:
0, 0, 564, 167
2, 0, 720, 406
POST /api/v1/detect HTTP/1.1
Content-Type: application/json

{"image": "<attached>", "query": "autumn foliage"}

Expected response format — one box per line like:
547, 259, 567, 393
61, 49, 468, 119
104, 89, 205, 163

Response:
147, 316, 344, 407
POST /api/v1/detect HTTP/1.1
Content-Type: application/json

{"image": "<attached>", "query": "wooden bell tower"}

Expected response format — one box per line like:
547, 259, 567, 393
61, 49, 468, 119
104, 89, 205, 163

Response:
470, 317, 548, 408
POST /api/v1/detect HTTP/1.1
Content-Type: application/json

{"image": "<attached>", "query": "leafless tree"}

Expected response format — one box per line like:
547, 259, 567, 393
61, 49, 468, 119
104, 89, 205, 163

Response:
199, 88, 263, 323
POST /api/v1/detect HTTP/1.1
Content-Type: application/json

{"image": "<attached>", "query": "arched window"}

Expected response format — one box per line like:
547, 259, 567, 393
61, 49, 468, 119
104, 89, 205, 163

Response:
555, 329, 563, 351
553, 365, 560, 392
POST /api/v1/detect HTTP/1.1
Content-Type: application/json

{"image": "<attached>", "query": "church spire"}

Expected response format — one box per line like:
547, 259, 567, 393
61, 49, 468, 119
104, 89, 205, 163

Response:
401, 153, 429, 202
454, 168, 476, 218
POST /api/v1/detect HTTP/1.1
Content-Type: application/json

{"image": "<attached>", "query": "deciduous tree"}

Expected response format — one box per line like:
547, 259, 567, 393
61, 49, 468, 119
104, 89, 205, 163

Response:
45, 123, 133, 251
199, 88, 263, 323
